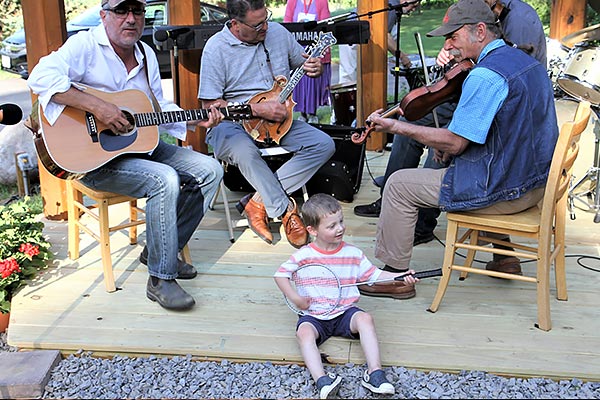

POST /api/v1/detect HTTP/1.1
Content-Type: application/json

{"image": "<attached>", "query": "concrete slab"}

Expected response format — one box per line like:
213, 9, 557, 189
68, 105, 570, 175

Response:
0, 350, 61, 399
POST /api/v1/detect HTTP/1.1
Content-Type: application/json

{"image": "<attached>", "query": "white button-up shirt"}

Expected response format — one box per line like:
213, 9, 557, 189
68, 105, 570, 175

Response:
28, 23, 186, 140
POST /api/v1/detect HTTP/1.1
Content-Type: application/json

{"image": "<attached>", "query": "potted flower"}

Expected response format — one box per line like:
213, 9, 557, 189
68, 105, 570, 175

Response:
0, 197, 52, 330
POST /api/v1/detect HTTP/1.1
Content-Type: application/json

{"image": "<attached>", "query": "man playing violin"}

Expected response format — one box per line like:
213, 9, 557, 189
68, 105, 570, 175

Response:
198, 0, 335, 249
355, 0, 547, 299
366, 0, 558, 294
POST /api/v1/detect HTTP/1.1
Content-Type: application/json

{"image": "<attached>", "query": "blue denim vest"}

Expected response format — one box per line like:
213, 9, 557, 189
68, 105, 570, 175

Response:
439, 45, 559, 212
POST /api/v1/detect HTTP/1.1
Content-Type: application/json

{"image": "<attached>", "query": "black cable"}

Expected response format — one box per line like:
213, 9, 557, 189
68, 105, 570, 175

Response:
425, 232, 600, 271
362, 152, 386, 188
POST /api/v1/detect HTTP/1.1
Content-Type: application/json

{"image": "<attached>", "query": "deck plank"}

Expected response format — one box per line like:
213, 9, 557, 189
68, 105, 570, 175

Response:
8, 100, 600, 380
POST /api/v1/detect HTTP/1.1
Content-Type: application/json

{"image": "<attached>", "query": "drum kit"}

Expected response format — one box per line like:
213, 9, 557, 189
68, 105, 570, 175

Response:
549, 24, 600, 223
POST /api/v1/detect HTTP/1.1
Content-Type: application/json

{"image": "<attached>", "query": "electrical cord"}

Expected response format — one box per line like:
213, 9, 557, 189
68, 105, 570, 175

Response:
363, 151, 387, 188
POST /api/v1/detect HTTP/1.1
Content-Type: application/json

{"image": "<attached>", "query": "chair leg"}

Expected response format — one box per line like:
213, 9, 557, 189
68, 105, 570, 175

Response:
428, 219, 459, 313
460, 229, 479, 281
535, 244, 552, 331
555, 200, 568, 301
180, 244, 192, 264
128, 200, 138, 245
66, 181, 81, 260
98, 198, 117, 293
219, 180, 236, 243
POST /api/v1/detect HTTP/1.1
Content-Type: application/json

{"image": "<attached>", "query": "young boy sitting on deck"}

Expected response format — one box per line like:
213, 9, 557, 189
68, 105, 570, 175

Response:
274, 193, 419, 399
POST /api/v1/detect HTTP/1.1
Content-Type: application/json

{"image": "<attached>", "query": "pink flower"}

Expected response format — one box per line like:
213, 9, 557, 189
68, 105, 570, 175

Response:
19, 243, 40, 257
0, 257, 21, 279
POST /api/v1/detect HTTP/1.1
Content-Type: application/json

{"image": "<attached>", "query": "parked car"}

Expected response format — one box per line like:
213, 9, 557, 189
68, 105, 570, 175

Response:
0, 0, 227, 79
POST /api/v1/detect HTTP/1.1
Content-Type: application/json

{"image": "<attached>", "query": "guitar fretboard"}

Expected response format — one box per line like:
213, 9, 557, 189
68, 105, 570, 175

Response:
133, 107, 241, 127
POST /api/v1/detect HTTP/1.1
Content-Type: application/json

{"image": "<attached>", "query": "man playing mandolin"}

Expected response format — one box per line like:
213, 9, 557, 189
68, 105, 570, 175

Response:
198, 0, 335, 249
367, 0, 558, 284
28, 0, 224, 311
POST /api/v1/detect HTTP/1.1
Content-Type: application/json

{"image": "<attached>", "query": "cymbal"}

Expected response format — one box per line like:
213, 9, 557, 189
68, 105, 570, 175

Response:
561, 23, 600, 48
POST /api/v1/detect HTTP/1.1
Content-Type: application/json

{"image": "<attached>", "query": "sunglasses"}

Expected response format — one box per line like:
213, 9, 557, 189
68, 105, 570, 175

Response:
103, 6, 146, 18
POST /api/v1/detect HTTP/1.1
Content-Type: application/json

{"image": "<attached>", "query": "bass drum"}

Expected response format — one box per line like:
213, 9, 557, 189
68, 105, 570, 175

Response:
557, 42, 600, 105
330, 82, 357, 127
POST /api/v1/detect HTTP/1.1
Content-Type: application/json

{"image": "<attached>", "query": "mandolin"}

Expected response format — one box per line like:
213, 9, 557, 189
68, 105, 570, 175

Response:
242, 31, 337, 145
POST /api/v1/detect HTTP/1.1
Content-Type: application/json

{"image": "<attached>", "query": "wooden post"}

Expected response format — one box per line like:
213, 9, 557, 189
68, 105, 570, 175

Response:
549, 0, 586, 40
357, 0, 387, 152
168, 0, 207, 153
22, 0, 69, 220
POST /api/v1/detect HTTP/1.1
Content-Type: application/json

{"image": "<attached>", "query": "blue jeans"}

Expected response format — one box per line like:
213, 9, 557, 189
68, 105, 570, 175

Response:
207, 120, 335, 218
382, 102, 457, 235
81, 140, 223, 280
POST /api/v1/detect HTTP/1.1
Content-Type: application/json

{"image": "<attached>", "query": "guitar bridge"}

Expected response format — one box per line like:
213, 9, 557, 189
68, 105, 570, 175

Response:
85, 112, 99, 143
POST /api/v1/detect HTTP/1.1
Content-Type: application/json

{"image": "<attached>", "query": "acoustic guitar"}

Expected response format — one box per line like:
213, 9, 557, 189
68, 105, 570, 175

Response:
36, 86, 252, 180
243, 31, 337, 145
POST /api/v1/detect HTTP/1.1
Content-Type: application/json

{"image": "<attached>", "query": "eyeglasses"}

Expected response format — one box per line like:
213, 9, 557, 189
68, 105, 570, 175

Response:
236, 9, 272, 32
103, 6, 146, 18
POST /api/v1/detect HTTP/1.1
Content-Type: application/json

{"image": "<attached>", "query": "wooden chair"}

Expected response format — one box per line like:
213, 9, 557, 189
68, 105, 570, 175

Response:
66, 180, 192, 292
209, 146, 309, 243
428, 101, 592, 331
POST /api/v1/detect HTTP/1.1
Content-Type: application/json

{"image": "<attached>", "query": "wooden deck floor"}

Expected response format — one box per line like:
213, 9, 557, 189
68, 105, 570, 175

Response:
7, 98, 600, 380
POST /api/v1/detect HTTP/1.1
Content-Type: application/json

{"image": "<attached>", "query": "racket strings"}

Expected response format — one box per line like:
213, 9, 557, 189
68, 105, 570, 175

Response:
291, 266, 342, 316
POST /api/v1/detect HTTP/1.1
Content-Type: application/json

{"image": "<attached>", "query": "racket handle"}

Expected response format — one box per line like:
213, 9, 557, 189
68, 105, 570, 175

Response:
394, 268, 443, 281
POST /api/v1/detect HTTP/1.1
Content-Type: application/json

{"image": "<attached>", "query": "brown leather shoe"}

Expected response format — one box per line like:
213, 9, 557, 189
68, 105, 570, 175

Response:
485, 256, 522, 275
243, 197, 273, 244
359, 281, 416, 300
281, 198, 309, 249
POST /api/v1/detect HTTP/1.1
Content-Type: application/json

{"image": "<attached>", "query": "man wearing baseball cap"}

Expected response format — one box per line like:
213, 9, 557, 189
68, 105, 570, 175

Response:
368, 0, 558, 288
28, 0, 225, 311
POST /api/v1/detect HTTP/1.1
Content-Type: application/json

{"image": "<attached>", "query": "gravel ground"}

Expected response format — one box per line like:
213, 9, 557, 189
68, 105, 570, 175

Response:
3, 333, 600, 398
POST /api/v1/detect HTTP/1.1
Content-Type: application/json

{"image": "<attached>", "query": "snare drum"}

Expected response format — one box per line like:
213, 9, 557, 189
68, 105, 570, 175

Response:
557, 42, 600, 105
330, 82, 357, 126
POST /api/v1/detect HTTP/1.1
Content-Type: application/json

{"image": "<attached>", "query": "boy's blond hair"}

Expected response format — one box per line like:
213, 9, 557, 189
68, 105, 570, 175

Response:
301, 193, 342, 228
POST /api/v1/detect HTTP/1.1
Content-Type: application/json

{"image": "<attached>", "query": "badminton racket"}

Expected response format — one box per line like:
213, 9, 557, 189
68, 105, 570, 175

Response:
284, 264, 442, 316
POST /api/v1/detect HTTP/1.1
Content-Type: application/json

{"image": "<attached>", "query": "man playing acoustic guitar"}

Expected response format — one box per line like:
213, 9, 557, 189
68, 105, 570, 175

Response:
198, 0, 335, 249
28, 0, 224, 311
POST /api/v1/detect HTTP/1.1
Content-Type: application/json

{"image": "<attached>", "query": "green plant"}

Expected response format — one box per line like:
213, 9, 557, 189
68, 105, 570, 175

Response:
0, 197, 52, 314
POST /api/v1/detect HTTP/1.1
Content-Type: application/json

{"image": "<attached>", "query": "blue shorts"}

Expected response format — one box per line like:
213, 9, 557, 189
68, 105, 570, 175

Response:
297, 306, 363, 346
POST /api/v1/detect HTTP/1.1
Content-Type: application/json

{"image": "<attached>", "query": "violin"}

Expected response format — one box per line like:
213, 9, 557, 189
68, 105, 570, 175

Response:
351, 59, 475, 145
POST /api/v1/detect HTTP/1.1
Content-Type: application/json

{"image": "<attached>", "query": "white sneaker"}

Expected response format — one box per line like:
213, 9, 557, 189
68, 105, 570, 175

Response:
297, 114, 307, 122
308, 114, 319, 124
361, 369, 395, 395
317, 373, 342, 399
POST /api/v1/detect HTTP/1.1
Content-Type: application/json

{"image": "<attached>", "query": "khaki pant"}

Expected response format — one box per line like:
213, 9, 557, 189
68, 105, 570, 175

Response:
375, 168, 545, 269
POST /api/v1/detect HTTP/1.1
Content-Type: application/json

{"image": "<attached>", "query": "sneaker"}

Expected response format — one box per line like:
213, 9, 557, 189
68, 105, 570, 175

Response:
353, 198, 382, 217
308, 114, 319, 124
297, 114, 307, 122
361, 369, 395, 395
316, 373, 342, 399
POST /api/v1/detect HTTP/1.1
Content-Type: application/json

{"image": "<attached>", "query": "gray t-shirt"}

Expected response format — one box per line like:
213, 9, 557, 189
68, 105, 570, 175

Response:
198, 22, 306, 104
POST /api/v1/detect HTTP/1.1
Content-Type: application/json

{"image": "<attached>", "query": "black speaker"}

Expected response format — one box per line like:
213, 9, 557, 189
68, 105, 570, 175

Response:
306, 123, 366, 202
221, 124, 366, 202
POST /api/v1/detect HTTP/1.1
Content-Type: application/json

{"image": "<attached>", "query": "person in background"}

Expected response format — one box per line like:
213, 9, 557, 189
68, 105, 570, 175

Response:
364, 0, 557, 300
28, 0, 224, 311
284, 0, 332, 124
198, 0, 335, 249
354, 0, 547, 291
274, 193, 418, 399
